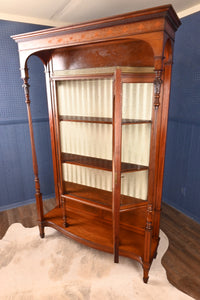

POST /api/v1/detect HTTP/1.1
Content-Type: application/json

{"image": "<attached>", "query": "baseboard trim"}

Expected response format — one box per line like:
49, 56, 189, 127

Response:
162, 198, 200, 224
0, 117, 49, 126
0, 193, 55, 212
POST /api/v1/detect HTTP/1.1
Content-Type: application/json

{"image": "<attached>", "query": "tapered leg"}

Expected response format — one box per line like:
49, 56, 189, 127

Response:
143, 263, 150, 283
153, 251, 158, 259
39, 223, 45, 238
114, 246, 119, 263
62, 198, 69, 227
143, 204, 153, 283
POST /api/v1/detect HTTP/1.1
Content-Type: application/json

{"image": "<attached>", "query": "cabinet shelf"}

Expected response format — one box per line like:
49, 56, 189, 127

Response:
63, 181, 146, 212
61, 153, 148, 173
43, 206, 157, 262
59, 115, 152, 125
59, 115, 112, 124
122, 119, 152, 125
62, 181, 112, 211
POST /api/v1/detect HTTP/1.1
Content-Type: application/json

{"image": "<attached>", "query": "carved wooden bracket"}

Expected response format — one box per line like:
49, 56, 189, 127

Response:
146, 204, 153, 230
153, 70, 163, 109
22, 78, 30, 104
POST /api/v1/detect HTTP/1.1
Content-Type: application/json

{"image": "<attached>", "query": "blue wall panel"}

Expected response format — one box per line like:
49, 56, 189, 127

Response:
1, 13, 200, 223
163, 11, 200, 223
0, 20, 54, 210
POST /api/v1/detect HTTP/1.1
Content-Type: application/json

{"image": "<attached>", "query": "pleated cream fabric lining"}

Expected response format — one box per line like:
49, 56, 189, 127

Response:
57, 67, 153, 200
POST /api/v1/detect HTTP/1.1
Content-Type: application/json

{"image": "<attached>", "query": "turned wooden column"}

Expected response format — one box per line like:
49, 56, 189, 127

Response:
22, 69, 44, 238
149, 55, 164, 236
153, 57, 173, 241
143, 55, 164, 283
143, 203, 153, 283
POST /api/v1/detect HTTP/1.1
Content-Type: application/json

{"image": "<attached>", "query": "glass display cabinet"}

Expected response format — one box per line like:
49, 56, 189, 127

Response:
12, 5, 180, 282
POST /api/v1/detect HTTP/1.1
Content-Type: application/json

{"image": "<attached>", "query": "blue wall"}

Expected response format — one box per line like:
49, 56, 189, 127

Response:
163, 11, 200, 223
1, 13, 200, 224
0, 20, 54, 210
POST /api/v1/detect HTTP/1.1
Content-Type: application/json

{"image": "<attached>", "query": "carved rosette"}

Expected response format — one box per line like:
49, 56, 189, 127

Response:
153, 70, 163, 109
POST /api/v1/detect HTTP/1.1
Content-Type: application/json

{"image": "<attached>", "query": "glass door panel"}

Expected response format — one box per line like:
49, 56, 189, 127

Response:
56, 77, 113, 209
121, 81, 153, 208
122, 82, 153, 120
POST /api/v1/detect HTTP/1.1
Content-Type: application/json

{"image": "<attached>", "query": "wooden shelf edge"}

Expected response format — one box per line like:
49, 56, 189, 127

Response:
122, 119, 152, 125
43, 206, 149, 263
43, 219, 113, 254
61, 153, 149, 173
62, 182, 147, 211
63, 182, 147, 210
62, 193, 112, 212
120, 202, 147, 212
59, 115, 152, 125
44, 218, 144, 264
65, 204, 146, 235
59, 116, 112, 124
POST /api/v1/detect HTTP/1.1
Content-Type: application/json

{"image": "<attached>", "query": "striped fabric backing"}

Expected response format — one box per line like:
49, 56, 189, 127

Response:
57, 79, 113, 118
57, 68, 153, 200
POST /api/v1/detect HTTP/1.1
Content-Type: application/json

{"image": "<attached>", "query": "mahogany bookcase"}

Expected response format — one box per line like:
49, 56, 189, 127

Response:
12, 5, 180, 283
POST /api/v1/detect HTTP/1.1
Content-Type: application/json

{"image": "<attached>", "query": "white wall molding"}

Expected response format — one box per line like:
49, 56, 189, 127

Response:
1, 4, 200, 27
0, 12, 67, 27
178, 4, 200, 18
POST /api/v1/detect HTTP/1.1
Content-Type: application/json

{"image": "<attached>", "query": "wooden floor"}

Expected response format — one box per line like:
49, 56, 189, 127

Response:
0, 199, 200, 300
160, 203, 200, 300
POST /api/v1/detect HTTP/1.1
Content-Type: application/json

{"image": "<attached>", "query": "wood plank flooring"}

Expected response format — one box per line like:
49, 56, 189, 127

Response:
0, 199, 199, 300
160, 203, 200, 300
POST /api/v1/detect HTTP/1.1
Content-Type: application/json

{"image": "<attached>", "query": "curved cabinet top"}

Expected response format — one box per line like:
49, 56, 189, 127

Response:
11, 4, 181, 76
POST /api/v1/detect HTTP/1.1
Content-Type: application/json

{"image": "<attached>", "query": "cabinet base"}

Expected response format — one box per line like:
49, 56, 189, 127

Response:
42, 206, 159, 282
